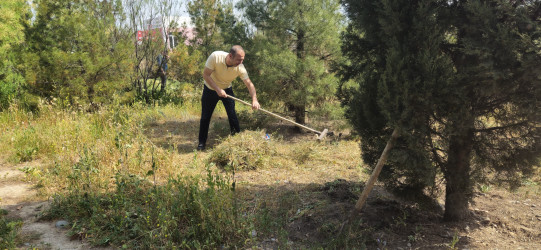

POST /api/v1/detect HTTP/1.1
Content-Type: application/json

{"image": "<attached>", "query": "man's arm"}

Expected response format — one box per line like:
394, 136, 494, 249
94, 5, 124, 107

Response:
203, 67, 227, 98
242, 78, 260, 110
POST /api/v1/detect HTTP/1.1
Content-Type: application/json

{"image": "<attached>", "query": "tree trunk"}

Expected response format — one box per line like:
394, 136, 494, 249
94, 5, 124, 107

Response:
443, 124, 474, 221
293, 104, 305, 124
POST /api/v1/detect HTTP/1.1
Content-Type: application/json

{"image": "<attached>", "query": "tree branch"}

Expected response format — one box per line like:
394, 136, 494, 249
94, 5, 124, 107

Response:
474, 121, 528, 133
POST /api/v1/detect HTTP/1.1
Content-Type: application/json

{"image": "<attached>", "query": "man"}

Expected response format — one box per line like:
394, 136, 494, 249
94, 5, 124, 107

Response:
156, 52, 168, 90
197, 45, 260, 151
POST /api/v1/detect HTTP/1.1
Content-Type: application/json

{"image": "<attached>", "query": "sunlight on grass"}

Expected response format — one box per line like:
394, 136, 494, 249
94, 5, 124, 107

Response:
0, 100, 367, 248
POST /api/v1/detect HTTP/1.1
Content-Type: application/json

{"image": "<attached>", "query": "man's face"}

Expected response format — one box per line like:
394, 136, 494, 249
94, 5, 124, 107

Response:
230, 51, 245, 66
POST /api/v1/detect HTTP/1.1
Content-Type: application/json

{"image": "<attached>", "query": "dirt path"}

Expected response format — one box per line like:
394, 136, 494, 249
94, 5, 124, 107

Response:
0, 162, 94, 249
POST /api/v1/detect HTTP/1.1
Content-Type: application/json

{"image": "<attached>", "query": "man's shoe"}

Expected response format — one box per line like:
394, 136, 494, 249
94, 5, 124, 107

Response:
196, 143, 206, 151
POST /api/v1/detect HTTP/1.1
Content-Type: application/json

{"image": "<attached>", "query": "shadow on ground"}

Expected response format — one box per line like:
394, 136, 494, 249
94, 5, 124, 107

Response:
144, 118, 349, 154
233, 179, 487, 249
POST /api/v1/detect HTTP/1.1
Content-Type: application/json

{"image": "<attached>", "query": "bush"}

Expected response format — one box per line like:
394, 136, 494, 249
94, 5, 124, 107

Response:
206, 131, 277, 171
0, 82, 16, 111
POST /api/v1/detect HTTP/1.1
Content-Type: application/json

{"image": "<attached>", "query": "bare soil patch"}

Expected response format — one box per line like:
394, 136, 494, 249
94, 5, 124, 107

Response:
0, 162, 109, 249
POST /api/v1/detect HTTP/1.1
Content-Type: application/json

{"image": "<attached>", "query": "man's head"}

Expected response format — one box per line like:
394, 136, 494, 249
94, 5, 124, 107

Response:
227, 45, 245, 67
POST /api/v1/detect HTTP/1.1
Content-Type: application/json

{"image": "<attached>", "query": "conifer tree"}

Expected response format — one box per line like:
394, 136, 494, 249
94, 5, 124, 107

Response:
188, 0, 226, 58
25, 0, 132, 108
240, 0, 343, 126
340, 0, 540, 221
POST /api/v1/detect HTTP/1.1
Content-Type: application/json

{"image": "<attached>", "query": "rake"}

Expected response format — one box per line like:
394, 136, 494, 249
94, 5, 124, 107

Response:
228, 96, 329, 140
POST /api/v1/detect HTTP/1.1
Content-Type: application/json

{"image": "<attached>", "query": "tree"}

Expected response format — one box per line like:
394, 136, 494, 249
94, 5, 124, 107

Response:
24, 0, 133, 108
125, 0, 179, 104
340, 0, 540, 221
168, 42, 203, 84
0, 0, 29, 110
239, 0, 343, 126
188, 0, 226, 59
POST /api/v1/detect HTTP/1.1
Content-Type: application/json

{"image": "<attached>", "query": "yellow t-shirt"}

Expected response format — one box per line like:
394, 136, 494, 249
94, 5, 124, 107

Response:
204, 51, 249, 90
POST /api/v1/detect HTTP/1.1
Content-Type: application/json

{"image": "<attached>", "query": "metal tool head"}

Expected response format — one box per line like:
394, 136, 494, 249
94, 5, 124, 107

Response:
317, 129, 329, 140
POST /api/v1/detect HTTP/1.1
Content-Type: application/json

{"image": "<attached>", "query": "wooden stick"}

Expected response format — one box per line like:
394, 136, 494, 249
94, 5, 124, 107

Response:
339, 127, 399, 234
228, 96, 327, 138
353, 127, 400, 211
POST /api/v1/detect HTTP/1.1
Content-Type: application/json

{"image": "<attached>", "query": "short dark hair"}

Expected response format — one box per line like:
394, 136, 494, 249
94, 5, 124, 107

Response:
229, 45, 244, 57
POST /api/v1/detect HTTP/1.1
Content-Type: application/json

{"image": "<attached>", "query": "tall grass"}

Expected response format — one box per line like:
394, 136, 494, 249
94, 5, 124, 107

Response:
45, 166, 251, 248
0, 101, 198, 195
0, 101, 254, 247
0, 98, 365, 248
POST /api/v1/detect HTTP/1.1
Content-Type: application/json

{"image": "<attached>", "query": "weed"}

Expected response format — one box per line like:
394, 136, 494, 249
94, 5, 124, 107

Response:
45, 166, 250, 248
448, 230, 460, 250
328, 218, 371, 249
0, 209, 22, 249
290, 141, 317, 164
12, 126, 40, 162
408, 225, 423, 242
237, 110, 273, 130
392, 210, 408, 228
479, 184, 491, 193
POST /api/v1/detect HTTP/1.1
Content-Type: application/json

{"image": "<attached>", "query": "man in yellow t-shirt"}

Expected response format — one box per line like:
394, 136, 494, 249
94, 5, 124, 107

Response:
197, 45, 260, 151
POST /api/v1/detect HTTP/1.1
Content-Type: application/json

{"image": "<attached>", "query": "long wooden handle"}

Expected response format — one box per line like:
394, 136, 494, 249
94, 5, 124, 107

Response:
354, 127, 400, 211
228, 96, 322, 134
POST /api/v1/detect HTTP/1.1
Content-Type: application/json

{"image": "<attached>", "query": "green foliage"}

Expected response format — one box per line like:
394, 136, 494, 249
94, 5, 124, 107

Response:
340, 0, 448, 195
340, 0, 541, 220
207, 131, 276, 171
188, 0, 225, 58
10, 123, 46, 163
125, 0, 180, 104
0, 0, 29, 111
0, 209, 22, 249
168, 43, 203, 86
188, 0, 249, 58
46, 167, 250, 248
240, 0, 344, 124
24, 0, 133, 108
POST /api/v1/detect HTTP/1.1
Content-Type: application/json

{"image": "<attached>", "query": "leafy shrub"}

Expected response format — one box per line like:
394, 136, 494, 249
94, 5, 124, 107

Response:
0, 81, 16, 111
207, 131, 276, 171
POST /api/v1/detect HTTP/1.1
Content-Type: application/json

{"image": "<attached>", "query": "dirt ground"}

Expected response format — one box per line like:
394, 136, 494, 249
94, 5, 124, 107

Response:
280, 181, 541, 249
232, 170, 540, 249
1, 118, 540, 249
0, 162, 106, 249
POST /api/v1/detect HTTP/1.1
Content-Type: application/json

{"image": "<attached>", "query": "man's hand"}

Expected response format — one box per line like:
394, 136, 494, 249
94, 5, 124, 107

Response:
252, 99, 260, 110
217, 88, 228, 98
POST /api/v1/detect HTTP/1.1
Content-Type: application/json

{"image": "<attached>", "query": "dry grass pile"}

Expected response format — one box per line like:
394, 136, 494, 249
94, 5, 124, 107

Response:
206, 130, 277, 171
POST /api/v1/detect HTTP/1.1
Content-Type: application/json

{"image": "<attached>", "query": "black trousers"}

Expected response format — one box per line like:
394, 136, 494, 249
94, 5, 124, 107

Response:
198, 85, 240, 145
